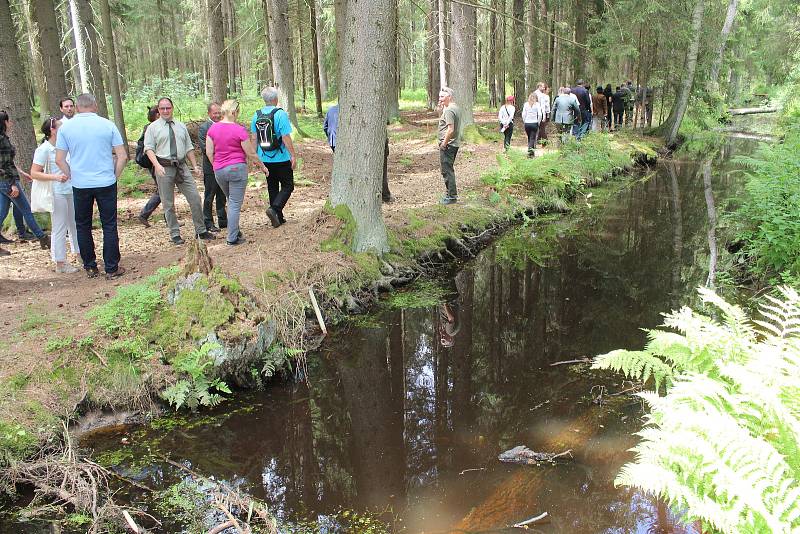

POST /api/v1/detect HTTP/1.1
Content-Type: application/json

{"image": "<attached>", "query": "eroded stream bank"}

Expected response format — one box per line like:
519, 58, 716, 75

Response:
5, 136, 758, 533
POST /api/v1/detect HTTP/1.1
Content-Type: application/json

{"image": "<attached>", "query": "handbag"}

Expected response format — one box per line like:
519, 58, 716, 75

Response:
31, 151, 55, 213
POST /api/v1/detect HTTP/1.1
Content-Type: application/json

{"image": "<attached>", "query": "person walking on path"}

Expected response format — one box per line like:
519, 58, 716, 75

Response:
552, 87, 582, 144
592, 86, 609, 132
55, 93, 126, 279
570, 80, 593, 140
205, 100, 267, 246
437, 87, 463, 205
137, 105, 162, 227
251, 87, 297, 228
535, 83, 551, 144
498, 95, 515, 151
0, 111, 50, 257
604, 84, 614, 128
59, 97, 76, 123
612, 86, 626, 130
522, 92, 543, 158
621, 81, 634, 126
144, 97, 215, 245
198, 102, 227, 233
30, 117, 79, 273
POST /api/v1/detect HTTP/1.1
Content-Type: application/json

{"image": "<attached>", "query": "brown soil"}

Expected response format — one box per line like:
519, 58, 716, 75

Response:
0, 110, 552, 375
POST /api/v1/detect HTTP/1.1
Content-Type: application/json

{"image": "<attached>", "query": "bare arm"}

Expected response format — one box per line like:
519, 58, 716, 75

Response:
112, 145, 127, 178
56, 149, 71, 179
282, 134, 297, 170
205, 136, 215, 164
241, 138, 269, 174
30, 163, 66, 182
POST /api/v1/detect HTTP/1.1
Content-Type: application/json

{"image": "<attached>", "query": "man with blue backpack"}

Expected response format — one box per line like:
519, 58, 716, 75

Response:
251, 86, 297, 228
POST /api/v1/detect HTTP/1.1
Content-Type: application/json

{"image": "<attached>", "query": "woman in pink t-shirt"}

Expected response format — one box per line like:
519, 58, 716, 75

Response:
206, 100, 267, 245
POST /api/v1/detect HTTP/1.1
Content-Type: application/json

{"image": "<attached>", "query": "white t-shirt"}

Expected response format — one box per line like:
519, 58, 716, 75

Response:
60, 115, 72, 123
535, 90, 551, 115
33, 140, 72, 195
498, 105, 515, 127
522, 102, 542, 124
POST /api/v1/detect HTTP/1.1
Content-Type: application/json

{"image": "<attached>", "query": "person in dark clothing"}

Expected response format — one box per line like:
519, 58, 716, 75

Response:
138, 105, 162, 226
604, 84, 614, 128
612, 86, 626, 130
198, 102, 227, 232
570, 79, 593, 140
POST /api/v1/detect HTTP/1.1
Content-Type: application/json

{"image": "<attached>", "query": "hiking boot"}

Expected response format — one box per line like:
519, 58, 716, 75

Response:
265, 207, 281, 228
86, 266, 100, 278
206, 225, 221, 233
106, 266, 126, 280
0, 233, 12, 244
440, 196, 457, 205
137, 214, 151, 228
38, 234, 51, 250
171, 236, 185, 245
0, 247, 9, 257
226, 236, 247, 246
197, 232, 216, 240
55, 263, 80, 274
17, 230, 36, 242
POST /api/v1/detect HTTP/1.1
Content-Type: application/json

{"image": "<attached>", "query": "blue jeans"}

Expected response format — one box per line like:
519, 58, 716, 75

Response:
214, 163, 247, 243
72, 183, 120, 273
0, 180, 45, 238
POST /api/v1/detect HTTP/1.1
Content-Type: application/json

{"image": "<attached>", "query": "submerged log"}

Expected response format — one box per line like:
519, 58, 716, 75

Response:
728, 106, 778, 116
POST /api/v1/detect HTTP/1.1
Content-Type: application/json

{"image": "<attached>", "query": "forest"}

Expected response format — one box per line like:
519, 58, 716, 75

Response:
0, 0, 799, 532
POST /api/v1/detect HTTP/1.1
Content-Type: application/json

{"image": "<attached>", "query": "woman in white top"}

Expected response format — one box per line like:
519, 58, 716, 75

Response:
30, 117, 80, 273
498, 95, 516, 151
522, 93, 543, 158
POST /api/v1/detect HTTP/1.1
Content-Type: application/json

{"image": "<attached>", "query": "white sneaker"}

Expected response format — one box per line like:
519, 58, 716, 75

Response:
56, 263, 80, 274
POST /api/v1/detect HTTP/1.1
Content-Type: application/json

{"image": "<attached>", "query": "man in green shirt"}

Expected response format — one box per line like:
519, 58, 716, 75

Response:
437, 87, 462, 205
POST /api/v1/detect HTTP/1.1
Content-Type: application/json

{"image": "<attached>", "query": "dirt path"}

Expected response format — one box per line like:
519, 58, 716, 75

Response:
0, 110, 546, 341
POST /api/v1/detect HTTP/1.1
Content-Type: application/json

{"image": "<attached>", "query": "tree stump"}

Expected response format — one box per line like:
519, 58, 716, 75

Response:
182, 238, 214, 276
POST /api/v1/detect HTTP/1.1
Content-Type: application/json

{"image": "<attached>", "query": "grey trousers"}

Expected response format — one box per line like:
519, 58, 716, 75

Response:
156, 162, 206, 239
214, 163, 248, 243
440, 145, 459, 198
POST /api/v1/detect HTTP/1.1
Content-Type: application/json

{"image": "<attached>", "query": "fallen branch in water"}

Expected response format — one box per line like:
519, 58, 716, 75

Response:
459, 467, 487, 475
513, 512, 549, 528
209, 521, 237, 534
549, 358, 591, 366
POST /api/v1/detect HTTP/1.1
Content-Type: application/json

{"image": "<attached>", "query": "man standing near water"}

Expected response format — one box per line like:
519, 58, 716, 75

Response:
437, 87, 463, 205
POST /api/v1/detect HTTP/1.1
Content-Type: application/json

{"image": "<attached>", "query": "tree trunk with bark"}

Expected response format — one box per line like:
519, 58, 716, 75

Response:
22, 0, 51, 117
525, 0, 536, 93
266, 0, 298, 127
658, 0, 705, 146
709, 0, 739, 90
426, 0, 441, 109
386, 0, 400, 120
512, 0, 524, 108
488, 1, 497, 108
308, 0, 323, 116
98, 0, 126, 145
208, 0, 229, 102
438, 0, 448, 86
68, 0, 89, 93
314, 0, 328, 98
496, 0, 506, 102
0, 0, 38, 173
75, 0, 108, 117
32, 0, 69, 115
330, 0, 393, 254
450, 0, 476, 125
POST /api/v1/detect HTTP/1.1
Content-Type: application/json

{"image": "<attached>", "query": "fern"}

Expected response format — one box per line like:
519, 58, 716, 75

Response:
594, 286, 800, 534
162, 343, 231, 411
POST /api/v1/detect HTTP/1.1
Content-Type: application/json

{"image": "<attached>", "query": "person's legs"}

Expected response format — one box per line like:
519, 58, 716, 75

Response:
175, 163, 208, 236
64, 193, 79, 255
139, 172, 161, 221
72, 187, 97, 270
382, 138, 392, 202
503, 124, 513, 150
156, 167, 180, 239
271, 161, 294, 222
524, 123, 534, 155
217, 164, 247, 243
51, 194, 69, 264
214, 169, 232, 241
202, 170, 218, 229
440, 146, 459, 199
94, 184, 120, 274
4, 184, 45, 238
215, 185, 227, 228
538, 118, 548, 141
582, 110, 592, 138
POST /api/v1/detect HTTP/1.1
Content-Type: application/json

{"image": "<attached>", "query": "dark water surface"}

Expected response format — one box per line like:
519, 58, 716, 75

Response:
9, 137, 759, 533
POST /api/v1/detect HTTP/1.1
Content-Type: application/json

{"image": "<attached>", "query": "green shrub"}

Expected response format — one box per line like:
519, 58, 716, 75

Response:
593, 286, 800, 534
162, 343, 231, 411
88, 283, 164, 336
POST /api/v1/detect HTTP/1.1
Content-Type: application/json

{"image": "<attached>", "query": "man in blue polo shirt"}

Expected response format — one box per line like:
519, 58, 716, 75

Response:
55, 93, 128, 279
251, 86, 296, 228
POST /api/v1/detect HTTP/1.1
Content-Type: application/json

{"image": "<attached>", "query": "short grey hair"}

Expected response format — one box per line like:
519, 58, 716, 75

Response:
439, 86, 455, 99
260, 86, 279, 104
75, 93, 97, 110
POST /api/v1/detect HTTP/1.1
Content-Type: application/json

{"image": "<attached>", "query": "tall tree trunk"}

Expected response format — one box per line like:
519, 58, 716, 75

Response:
488, 0, 497, 108
386, 0, 400, 119
525, 0, 536, 93
330, 0, 393, 254
32, 0, 68, 115
0, 0, 37, 173
426, 0, 441, 109
75, 0, 108, 117
266, 0, 298, 127
208, 0, 229, 102
512, 0, 524, 109
702, 159, 717, 288
308, 0, 323, 116
709, 0, 739, 90
334, 0, 345, 91
22, 0, 50, 117
438, 0, 448, 86
314, 0, 328, 98
450, 0, 475, 125
155, 0, 168, 79
539, 0, 548, 81
297, 2, 307, 111
68, 0, 88, 93
658, 0, 704, 146
496, 0, 506, 102
98, 0, 126, 145
260, 0, 273, 85
573, 0, 587, 77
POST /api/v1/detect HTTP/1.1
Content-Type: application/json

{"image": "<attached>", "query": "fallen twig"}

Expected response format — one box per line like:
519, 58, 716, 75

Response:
308, 287, 327, 336
513, 512, 549, 528
549, 358, 591, 366
459, 467, 486, 475
209, 521, 237, 534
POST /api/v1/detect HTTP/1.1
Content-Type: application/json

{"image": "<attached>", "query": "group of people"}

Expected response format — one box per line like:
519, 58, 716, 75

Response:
0, 87, 298, 278
498, 79, 654, 148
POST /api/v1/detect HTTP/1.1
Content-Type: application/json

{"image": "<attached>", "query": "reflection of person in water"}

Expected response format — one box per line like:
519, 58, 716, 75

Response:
438, 287, 462, 348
